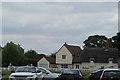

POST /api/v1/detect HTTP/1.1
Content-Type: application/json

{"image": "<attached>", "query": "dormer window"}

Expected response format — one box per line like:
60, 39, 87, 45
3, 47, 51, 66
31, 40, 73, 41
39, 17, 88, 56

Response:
90, 58, 94, 63
108, 58, 113, 63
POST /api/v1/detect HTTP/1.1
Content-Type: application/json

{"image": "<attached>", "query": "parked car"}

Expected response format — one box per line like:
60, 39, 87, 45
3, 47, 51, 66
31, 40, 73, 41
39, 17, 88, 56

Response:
37, 67, 60, 80
89, 69, 104, 80
100, 68, 120, 80
89, 68, 120, 80
9, 66, 43, 80
55, 69, 84, 80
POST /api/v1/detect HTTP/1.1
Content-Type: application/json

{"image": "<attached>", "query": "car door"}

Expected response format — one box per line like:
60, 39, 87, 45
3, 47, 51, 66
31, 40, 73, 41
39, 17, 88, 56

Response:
36, 68, 44, 80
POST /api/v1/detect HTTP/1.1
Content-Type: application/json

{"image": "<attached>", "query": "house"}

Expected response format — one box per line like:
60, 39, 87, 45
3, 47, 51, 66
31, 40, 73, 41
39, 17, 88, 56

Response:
56, 42, 83, 69
38, 42, 119, 70
37, 56, 56, 69
81, 48, 119, 69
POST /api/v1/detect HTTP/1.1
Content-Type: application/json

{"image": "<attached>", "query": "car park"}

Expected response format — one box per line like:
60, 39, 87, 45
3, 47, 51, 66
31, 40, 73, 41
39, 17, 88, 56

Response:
9, 66, 43, 80
55, 69, 84, 80
89, 68, 120, 80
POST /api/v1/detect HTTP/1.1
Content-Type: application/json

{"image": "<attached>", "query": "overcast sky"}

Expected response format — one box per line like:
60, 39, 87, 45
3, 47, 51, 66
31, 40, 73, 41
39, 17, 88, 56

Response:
2, 1, 119, 55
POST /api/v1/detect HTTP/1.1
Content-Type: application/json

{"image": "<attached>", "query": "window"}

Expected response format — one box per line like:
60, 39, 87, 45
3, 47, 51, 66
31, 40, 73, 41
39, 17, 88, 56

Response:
109, 58, 113, 63
62, 55, 66, 59
76, 65, 79, 69
90, 58, 94, 62
61, 64, 68, 68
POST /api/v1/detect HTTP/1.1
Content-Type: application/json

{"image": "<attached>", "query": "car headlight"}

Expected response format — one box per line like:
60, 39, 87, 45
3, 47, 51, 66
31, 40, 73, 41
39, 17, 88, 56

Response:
9, 75, 14, 78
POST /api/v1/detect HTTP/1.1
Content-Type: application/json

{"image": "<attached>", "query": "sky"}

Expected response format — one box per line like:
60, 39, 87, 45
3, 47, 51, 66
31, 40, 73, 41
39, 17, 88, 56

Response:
1, 1, 119, 55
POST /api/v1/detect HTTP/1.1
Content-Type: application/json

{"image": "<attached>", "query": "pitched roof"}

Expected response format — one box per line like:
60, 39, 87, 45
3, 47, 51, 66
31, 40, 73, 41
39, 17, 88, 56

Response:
62, 42, 83, 63
39, 56, 56, 64
64, 42, 82, 55
81, 48, 119, 63
45, 56, 56, 64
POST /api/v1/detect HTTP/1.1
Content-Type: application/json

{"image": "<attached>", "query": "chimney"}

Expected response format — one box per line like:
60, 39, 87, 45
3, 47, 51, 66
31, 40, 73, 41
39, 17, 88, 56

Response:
65, 42, 67, 45
104, 40, 109, 48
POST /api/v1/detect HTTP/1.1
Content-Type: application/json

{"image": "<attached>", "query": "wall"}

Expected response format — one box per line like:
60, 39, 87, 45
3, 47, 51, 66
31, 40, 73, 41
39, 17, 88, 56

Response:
56, 46, 72, 64
37, 57, 49, 69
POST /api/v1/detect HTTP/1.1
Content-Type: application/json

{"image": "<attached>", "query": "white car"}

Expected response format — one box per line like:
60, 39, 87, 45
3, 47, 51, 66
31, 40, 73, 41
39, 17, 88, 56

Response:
37, 67, 60, 80
9, 66, 43, 80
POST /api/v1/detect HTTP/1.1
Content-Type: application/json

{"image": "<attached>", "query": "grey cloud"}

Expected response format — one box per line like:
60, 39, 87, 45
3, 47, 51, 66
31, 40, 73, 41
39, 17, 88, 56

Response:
2, 2, 118, 54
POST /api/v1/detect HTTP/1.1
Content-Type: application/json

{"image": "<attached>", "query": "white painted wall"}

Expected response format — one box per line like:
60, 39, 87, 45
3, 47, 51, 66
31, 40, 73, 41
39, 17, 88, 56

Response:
37, 57, 49, 69
73, 63, 82, 69
56, 46, 72, 64
81, 62, 118, 69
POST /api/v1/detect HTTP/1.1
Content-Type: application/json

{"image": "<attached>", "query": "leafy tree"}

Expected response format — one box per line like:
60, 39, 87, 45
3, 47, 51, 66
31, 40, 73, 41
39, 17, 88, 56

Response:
24, 49, 38, 66
49, 52, 57, 58
109, 35, 117, 48
24, 49, 37, 59
0, 46, 2, 67
2, 41, 24, 67
83, 35, 109, 48
117, 32, 120, 50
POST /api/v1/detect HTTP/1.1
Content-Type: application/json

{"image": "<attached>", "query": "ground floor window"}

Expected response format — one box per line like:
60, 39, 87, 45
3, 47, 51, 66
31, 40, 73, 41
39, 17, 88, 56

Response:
76, 65, 79, 69
61, 64, 68, 68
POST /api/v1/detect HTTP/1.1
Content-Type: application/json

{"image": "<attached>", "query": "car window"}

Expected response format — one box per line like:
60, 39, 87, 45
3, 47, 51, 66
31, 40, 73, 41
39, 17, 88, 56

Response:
94, 70, 103, 78
38, 68, 47, 74
16, 66, 36, 73
103, 70, 120, 77
63, 70, 80, 75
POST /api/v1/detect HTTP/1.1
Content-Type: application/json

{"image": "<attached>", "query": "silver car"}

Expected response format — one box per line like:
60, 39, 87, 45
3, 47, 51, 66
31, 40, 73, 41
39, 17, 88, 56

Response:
37, 67, 60, 80
9, 66, 43, 80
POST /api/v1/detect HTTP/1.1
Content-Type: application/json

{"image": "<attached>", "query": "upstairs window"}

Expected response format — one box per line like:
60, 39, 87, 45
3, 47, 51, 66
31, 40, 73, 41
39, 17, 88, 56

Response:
62, 55, 66, 59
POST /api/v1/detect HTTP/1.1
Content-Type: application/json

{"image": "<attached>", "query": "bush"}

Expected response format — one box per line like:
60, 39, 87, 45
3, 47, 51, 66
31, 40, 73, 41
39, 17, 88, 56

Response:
2, 69, 11, 80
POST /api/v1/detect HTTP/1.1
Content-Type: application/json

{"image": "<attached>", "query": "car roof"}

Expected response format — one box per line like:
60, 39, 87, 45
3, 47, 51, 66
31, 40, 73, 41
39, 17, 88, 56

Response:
63, 69, 81, 71
103, 68, 120, 71
91, 68, 120, 73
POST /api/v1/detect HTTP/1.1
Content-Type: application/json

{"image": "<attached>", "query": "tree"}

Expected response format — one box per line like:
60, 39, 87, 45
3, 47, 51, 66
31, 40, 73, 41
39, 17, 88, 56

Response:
49, 52, 57, 58
117, 32, 120, 50
24, 49, 37, 59
2, 41, 24, 67
109, 35, 118, 48
24, 49, 38, 66
117, 32, 120, 68
83, 35, 109, 48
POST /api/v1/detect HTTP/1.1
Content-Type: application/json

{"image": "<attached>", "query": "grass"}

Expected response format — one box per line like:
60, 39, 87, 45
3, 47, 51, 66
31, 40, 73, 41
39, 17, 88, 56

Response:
82, 70, 90, 80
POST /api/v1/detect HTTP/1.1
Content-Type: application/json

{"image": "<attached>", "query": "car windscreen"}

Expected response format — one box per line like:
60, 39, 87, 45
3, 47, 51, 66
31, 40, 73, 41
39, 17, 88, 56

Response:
103, 70, 120, 77
16, 66, 36, 73
62, 70, 80, 75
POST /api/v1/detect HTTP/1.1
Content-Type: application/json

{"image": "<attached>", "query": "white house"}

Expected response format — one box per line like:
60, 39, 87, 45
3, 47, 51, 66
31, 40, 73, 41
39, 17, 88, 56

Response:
56, 42, 83, 69
37, 56, 56, 69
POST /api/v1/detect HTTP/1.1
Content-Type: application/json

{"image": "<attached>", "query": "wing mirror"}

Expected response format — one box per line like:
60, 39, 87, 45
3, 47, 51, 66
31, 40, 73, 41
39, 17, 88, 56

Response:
46, 72, 49, 74
11, 70, 15, 73
37, 70, 41, 73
